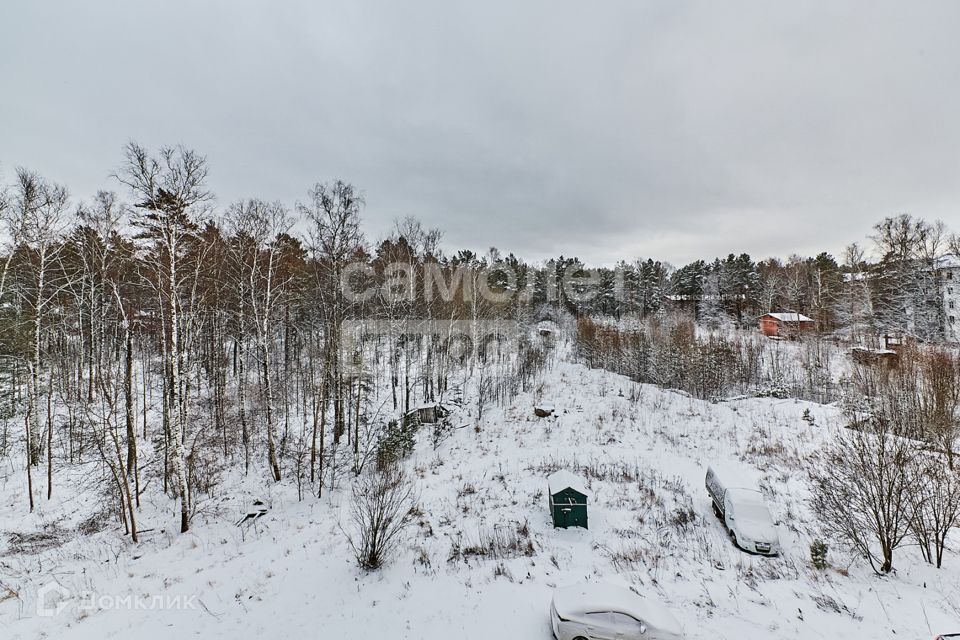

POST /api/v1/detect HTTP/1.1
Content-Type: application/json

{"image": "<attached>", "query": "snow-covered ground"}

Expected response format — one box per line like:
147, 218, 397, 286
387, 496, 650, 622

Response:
2, 345, 959, 639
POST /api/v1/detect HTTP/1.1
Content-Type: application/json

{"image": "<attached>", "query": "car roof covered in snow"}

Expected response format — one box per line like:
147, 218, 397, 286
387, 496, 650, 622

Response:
552, 583, 682, 634
764, 312, 814, 322
707, 464, 761, 490
548, 470, 589, 497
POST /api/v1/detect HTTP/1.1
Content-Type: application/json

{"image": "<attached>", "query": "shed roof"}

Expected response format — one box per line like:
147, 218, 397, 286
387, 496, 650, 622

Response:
763, 312, 814, 323
852, 346, 897, 355
548, 470, 589, 497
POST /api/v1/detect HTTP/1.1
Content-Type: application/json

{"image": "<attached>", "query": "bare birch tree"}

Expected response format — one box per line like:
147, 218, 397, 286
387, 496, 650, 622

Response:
116, 142, 211, 533
227, 199, 294, 481
3, 169, 72, 509
299, 181, 364, 464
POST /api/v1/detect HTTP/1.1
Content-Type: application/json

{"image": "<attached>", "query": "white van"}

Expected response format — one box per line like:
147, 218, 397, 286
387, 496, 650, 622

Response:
705, 465, 780, 556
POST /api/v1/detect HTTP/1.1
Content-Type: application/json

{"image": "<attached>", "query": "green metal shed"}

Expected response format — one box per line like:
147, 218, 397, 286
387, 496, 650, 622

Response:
548, 470, 589, 529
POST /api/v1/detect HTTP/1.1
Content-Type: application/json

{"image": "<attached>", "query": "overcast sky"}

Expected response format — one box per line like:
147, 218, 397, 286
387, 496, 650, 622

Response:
2, 0, 959, 266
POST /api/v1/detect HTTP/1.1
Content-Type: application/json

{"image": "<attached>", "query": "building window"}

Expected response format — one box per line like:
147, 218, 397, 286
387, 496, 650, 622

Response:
952, 301, 957, 310
949, 272, 955, 280
950, 287, 955, 294
951, 316, 957, 324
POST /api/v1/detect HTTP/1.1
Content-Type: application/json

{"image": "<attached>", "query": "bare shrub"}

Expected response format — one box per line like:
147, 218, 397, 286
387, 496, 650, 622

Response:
5, 526, 66, 555
908, 455, 960, 568
809, 439, 914, 574
573, 315, 835, 401
344, 465, 417, 570
528, 456, 641, 484
812, 594, 861, 620
76, 509, 112, 536
809, 404, 915, 574
457, 520, 535, 561
917, 348, 960, 469
608, 542, 662, 576
813, 354, 960, 573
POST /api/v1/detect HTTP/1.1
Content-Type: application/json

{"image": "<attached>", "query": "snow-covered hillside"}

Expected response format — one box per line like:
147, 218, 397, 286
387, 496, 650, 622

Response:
2, 347, 958, 639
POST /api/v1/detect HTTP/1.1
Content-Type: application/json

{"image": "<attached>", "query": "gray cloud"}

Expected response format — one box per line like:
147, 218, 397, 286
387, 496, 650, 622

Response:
2, 0, 959, 265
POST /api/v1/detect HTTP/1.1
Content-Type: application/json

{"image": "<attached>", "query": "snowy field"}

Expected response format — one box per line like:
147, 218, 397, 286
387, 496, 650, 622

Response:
2, 346, 958, 639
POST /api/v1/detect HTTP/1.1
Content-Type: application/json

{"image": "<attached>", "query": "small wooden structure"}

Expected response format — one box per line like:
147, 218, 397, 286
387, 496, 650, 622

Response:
851, 346, 899, 367
883, 333, 905, 351
548, 470, 589, 529
759, 312, 814, 338
534, 403, 555, 418
402, 402, 449, 428
537, 320, 559, 337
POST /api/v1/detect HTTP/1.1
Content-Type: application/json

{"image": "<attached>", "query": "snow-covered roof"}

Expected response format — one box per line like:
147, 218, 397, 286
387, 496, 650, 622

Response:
536, 320, 558, 332
548, 470, 589, 497
936, 255, 960, 269
763, 312, 814, 323
552, 583, 682, 635
707, 464, 761, 490
852, 346, 897, 355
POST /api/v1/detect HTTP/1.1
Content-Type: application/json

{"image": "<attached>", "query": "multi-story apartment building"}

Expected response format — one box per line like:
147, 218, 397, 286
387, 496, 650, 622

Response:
940, 256, 960, 343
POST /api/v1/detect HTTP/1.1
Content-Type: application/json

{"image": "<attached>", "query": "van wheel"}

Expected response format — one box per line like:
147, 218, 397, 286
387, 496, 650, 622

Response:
712, 502, 721, 518
729, 530, 738, 547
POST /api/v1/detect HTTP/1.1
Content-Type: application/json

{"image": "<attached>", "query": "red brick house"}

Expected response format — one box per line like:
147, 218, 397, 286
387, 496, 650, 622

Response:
759, 312, 814, 338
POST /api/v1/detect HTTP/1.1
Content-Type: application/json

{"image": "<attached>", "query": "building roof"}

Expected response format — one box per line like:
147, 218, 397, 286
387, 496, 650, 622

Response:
536, 320, 558, 332
763, 312, 814, 323
936, 255, 960, 269
548, 470, 589, 497
852, 346, 897, 355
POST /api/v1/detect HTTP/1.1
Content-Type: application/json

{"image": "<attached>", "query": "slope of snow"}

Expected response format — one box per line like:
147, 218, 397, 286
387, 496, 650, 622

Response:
2, 352, 958, 639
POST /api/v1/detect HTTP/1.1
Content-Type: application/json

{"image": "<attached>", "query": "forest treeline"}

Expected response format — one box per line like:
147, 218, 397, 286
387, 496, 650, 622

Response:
0, 142, 958, 541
